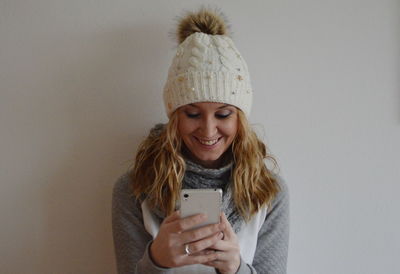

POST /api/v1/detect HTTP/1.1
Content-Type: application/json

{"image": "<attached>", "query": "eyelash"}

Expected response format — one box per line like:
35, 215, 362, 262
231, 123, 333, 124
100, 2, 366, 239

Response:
216, 113, 231, 119
185, 113, 231, 119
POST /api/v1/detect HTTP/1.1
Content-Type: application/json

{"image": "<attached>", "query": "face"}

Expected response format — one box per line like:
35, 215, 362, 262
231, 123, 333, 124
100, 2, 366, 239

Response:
177, 102, 238, 168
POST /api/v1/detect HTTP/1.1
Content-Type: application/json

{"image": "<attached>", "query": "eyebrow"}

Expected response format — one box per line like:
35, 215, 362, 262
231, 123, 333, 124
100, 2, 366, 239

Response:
188, 104, 229, 109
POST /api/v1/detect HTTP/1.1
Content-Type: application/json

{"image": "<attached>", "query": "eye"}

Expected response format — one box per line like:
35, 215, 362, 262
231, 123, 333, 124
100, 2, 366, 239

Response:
185, 112, 200, 118
216, 111, 232, 119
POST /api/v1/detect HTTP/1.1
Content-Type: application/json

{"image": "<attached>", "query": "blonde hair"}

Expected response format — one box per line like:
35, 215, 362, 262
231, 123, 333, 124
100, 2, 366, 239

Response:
231, 110, 281, 220
129, 109, 281, 221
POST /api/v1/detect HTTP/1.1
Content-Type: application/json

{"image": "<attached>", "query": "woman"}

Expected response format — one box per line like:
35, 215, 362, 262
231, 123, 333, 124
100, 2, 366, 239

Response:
112, 7, 289, 274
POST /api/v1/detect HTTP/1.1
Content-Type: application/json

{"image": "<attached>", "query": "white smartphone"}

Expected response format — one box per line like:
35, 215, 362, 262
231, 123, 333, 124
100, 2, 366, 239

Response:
180, 188, 222, 230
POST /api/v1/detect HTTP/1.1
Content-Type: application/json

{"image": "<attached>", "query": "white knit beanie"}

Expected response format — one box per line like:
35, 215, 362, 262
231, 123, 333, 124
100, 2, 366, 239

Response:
163, 7, 253, 118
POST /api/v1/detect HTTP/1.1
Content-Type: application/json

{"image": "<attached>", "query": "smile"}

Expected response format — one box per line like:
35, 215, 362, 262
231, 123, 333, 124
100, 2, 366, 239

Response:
196, 137, 221, 146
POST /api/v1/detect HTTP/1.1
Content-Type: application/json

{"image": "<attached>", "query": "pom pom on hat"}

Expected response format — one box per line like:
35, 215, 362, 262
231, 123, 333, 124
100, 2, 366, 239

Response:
175, 6, 231, 44
163, 6, 253, 118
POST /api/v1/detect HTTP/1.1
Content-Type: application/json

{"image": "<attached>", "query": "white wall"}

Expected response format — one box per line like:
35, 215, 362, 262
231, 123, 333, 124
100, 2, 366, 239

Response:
1, 0, 399, 273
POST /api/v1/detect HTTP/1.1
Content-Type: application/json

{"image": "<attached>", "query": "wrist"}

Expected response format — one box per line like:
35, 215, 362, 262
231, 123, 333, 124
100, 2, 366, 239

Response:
149, 241, 168, 268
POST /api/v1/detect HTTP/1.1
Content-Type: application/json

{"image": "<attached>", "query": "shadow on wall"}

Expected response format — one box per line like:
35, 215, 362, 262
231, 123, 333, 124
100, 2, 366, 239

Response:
36, 25, 167, 273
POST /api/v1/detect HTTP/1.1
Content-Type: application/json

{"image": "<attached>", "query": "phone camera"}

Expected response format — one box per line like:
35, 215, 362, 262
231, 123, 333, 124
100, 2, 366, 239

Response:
183, 194, 189, 198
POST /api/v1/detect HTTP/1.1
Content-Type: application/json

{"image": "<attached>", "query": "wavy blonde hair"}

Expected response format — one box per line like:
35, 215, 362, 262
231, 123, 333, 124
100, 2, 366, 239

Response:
129, 109, 281, 221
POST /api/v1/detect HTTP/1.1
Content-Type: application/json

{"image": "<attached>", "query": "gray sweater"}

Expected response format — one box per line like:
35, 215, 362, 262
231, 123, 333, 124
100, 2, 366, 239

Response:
111, 158, 289, 274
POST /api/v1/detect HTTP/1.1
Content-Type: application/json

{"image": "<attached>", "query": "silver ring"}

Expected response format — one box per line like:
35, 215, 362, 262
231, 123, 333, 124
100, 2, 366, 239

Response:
184, 244, 191, 255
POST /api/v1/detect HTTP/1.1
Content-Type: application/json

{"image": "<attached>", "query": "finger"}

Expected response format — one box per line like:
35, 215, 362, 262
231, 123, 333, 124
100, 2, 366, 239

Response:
162, 210, 181, 224
180, 222, 225, 244
207, 238, 236, 252
183, 251, 219, 266
184, 231, 224, 254
170, 213, 207, 232
220, 212, 235, 240
189, 248, 216, 256
205, 249, 231, 261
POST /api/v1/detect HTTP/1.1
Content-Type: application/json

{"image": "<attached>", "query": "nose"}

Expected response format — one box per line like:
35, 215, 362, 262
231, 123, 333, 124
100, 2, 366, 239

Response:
199, 115, 218, 138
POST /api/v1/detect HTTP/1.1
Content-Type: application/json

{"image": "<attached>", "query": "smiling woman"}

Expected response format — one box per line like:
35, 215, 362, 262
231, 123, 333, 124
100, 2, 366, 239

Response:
178, 103, 238, 169
112, 6, 289, 274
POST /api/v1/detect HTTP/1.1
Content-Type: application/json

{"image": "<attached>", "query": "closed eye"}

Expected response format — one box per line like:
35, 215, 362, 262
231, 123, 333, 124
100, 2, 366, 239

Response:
185, 113, 200, 118
184, 111, 232, 119
216, 113, 231, 119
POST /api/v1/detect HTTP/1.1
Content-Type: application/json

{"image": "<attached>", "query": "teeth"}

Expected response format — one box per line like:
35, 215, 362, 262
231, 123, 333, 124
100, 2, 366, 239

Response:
198, 138, 219, 145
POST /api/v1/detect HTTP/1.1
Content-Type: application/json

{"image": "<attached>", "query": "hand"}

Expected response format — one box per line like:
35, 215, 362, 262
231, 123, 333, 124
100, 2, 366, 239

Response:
202, 212, 241, 274
150, 210, 225, 268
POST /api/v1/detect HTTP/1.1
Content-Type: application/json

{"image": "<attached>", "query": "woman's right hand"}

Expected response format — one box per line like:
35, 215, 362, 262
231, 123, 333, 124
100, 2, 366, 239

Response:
149, 210, 225, 268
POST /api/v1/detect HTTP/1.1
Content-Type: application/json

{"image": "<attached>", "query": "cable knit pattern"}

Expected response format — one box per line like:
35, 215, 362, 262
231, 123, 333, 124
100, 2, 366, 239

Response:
163, 32, 253, 118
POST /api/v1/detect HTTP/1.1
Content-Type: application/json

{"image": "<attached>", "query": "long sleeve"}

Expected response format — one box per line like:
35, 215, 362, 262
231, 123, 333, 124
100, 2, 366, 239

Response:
112, 171, 289, 274
111, 172, 173, 274
242, 176, 290, 274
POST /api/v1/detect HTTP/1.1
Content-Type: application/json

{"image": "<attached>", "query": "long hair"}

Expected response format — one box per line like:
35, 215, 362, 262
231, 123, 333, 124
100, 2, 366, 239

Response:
231, 110, 281, 220
129, 109, 281, 221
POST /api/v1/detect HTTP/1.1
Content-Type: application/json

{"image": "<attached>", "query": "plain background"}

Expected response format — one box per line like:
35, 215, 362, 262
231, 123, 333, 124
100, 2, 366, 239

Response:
1, 0, 399, 273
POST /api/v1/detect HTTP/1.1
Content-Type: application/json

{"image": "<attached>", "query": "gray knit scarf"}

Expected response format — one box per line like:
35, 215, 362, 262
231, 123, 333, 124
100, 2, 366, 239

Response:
148, 123, 244, 233
182, 157, 243, 233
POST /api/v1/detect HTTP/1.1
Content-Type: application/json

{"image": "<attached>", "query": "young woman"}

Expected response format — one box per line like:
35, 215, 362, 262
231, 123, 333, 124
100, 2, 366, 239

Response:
112, 7, 289, 274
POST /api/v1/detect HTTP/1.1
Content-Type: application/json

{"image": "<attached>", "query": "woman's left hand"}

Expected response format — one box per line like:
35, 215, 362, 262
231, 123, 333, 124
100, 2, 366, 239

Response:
202, 212, 241, 274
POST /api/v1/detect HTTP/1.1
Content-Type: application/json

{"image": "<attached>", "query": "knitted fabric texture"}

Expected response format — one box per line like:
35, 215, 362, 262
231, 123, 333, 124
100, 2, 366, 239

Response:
163, 32, 253, 118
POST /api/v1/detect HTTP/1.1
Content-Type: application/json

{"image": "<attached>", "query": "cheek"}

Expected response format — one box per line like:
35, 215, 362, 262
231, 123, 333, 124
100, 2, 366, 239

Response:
177, 116, 196, 136
220, 120, 238, 139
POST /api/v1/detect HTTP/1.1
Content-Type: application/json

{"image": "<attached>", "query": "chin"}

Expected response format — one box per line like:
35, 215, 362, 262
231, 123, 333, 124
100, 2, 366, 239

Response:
196, 153, 222, 162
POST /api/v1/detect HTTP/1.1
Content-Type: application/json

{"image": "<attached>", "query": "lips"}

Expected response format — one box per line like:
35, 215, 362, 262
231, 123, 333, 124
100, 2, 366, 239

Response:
195, 137, 222, 146
198, 139, 218, 145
